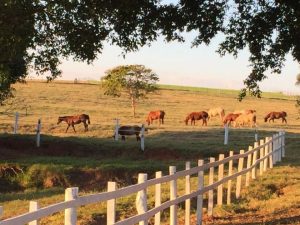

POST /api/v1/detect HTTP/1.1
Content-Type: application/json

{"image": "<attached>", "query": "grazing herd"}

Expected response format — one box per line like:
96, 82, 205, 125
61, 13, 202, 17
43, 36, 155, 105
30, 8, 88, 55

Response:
56, 109, 288, 137
147, 108, 287, 128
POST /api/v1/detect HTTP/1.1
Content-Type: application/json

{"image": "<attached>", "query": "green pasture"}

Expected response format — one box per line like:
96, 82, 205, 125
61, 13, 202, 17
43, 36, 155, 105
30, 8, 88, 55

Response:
0, 80, 299, 224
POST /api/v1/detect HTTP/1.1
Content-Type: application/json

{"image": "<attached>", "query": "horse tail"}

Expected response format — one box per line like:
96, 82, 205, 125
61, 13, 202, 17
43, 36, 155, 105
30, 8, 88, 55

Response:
221, 109, 225, 118
86, 115, 91, 124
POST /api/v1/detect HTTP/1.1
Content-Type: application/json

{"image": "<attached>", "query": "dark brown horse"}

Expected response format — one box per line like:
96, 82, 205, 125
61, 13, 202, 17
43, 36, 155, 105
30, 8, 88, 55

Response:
146, 110, 165, 126
185, 111, 208, 126
223, 113, 241, 127
264, 111, 287, 123
57, 114, 90, 133
113, 125, 144, 141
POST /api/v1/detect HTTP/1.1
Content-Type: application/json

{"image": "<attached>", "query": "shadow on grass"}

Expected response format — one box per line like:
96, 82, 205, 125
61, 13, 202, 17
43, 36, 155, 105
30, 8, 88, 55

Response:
210, 214, 300, 225
0, 128, 297, 164
0, 187, 64, 203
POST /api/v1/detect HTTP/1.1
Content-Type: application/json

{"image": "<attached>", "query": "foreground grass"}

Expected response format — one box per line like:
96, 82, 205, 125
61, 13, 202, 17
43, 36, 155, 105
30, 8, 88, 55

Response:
0, 81, 299, 224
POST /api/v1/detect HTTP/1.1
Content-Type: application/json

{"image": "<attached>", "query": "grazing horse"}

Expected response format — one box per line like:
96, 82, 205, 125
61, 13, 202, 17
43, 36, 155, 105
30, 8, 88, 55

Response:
233, 109, 256, 115
57, 114, 90, 133
207, 107, 225, 121
185, 111, 208, 126
146, 110, 165, 126
114, 125, 144, 141
223, 113, 241, 127
264, 111, 287, 123
235, 113, 257, 128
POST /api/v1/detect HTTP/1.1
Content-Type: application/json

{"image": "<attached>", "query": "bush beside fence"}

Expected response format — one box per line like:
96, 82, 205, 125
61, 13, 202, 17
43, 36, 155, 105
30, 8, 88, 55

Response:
0, 131, 285, 225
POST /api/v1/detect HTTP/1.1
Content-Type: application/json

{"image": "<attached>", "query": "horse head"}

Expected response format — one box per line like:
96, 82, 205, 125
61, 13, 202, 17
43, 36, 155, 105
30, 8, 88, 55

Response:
57, 117, 63, 125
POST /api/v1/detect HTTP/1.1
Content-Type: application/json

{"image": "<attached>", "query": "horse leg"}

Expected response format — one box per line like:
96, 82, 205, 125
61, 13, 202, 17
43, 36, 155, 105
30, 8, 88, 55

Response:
136, 134, 141, 141
84, 122, 88, 131
65, 125, 70, 133
283, 118, 287, 123
72, 124, 76, 133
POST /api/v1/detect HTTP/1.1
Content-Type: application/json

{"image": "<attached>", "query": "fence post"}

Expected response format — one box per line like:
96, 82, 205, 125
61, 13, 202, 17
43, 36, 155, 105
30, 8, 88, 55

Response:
263, 137, 269, 172
227, 151, 234, 205
282, 131, 285, 157
236, 150, 245, 199
169, 166, 177, 225
245, 146, 252, 187
114, 119, 119, 141
259, 139, 264, 176
278, 132, 282, 162
185, 162, 191, 225
36, 119, 41, 147
269, 136, 273, 168
107, 182, 117, 225
140, 124, 145, 151
254, 129, 258, 142
217, 154, 224, 206
272, 134, 277, 164
224, 124, 229, 145
29, 201, 39, 225
14, 112, 19, 134
197, 159, 204, 225
155, 171, 162, 225
208, 157, 215, 216
136, 173, 148, 225
251, 142, 259, 179
64, 187, 78, 225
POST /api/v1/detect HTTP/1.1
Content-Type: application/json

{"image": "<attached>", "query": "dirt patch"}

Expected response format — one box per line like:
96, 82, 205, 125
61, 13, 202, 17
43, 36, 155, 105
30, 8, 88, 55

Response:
144, 148, 181, 160
67, 168, 138, 191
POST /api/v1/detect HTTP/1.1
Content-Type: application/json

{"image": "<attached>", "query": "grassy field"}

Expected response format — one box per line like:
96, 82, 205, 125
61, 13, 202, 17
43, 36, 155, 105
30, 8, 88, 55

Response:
0, 80, 299, 224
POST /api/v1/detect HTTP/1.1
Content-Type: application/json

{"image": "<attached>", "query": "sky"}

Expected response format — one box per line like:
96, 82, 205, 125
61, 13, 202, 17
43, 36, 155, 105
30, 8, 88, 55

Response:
50, 33, 299, 94
31, 3, 300, 95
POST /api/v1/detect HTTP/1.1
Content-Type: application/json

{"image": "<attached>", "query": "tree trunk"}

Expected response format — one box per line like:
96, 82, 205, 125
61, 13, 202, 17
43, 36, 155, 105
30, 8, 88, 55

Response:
131, 97, 136, 117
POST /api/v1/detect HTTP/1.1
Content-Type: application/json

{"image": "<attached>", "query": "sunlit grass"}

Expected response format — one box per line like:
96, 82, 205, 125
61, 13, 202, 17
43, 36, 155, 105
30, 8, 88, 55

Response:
0, 80, 299, 224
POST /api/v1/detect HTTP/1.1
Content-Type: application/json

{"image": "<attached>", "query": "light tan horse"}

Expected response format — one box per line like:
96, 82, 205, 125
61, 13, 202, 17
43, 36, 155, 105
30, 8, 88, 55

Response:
207, 107, 225, 122
235, 113, 257, 127
233, 109, 256, 115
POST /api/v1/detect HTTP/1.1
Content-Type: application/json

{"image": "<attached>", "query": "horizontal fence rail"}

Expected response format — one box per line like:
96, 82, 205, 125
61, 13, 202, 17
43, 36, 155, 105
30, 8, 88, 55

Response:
0, 131, 285, 225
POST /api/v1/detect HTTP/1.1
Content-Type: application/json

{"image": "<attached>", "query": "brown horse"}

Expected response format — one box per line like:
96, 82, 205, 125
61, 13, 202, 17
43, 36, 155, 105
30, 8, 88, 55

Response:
264, 111, 287, 123
57, 114, 91, 133
185, 111, 208, 126
146, 110, 165, 126
223, 113, 241, 127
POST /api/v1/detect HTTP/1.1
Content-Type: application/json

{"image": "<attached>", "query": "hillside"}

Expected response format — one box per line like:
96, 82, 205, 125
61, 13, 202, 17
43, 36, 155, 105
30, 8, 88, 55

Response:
0, 81, 299, 224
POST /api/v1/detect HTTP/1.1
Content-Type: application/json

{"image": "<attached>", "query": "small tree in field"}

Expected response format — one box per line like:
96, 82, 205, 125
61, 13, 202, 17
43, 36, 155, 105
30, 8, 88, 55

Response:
101, 65, 159, 117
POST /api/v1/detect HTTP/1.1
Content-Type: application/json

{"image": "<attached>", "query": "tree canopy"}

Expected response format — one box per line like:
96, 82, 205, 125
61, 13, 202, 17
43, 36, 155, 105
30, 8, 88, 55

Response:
101, 65, 159, 117
1, 0, 299, 103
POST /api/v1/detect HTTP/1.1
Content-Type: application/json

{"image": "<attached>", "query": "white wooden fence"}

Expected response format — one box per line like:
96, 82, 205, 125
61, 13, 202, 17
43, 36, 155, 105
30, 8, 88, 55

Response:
0, 131, 285, 225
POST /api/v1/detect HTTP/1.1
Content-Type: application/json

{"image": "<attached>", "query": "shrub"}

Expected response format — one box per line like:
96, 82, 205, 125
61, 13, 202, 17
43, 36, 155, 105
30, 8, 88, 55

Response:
23, 164, 69, 189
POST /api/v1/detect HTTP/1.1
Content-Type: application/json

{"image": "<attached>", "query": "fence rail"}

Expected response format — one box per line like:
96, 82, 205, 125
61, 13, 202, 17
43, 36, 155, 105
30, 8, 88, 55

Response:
0, 131, 285, 225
